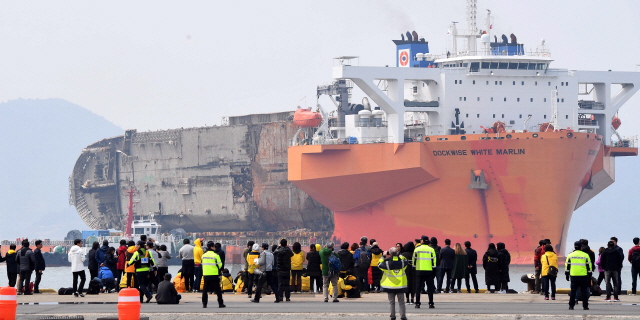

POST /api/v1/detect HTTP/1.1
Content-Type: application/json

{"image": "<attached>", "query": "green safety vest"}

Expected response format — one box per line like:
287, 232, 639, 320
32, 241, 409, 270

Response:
128, 249, 155, 273
565, 250, 592, 277
202, 251, 222, 276
412, 244, 436, 271
379, 256, 407, 291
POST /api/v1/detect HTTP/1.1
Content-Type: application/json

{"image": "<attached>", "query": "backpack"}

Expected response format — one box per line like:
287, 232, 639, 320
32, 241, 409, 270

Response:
87, 279, 101, 294
631, 250, 640, 269
329, 254, 342, 274
58, 287, 74, 295
356, 248, 371, 268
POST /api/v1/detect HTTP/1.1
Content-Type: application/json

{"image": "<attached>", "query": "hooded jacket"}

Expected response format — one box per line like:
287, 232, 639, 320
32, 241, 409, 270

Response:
497, 246, 511, 282
628, 245, 640, 265
16, 246, 35, 272
274, 246, 293, 275
88, 243, 99, 271
581, 245, 596, 272
193, 239, 204, 265
482, 248, 500, 286
213, 247, 226, 271
369, 246, 384, 268
4, 250, 18, 274
96, 244, 109, 266
98, 266, 114, 279
125, 246, 137, 273
338, 248, 354, 272
320, 247, 338, 276
117, 245, 128, 270
105, 252, 118, 275
257, 249, 274, 272
291, 243, 305, 271
68, 245, 86, 272
602, 247, 623, 271
430, 238, 442, 265
306, 248, 322, 277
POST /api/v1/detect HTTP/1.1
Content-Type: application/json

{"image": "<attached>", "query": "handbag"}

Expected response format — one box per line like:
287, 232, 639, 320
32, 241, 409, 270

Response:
546, 255, 558, 277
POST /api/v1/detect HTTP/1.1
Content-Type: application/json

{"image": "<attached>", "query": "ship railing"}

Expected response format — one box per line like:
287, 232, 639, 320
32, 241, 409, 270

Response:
434, 49, 551, 60
578, 100, 605, 110
612, 136, 638, 148
578, 119, 599, 126
200, 238, 330, 248
356, 121, 388, 128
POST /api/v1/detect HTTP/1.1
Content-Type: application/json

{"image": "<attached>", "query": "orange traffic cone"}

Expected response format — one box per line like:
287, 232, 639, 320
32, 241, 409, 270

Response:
0, 286, 17, 320
118, 288, 141, 320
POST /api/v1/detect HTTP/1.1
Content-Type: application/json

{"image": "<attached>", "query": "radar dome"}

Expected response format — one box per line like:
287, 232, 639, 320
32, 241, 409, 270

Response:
481, 34, 490, 43
540, 38, 546, 46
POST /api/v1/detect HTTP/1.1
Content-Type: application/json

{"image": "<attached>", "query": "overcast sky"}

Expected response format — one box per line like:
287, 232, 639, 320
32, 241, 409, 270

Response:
1, 0, 639, 136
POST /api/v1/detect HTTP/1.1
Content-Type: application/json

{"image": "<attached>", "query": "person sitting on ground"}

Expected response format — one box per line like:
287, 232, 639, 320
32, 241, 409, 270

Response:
221, 269, 234, 292
97, 266, 116, 293
156, 273, 181, 304
172, 269, 186, 293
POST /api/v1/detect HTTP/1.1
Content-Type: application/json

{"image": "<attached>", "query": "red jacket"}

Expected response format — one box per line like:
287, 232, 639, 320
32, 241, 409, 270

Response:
117, 245, 128, 270
628, 246, 640, 263
534, 246, 545, 269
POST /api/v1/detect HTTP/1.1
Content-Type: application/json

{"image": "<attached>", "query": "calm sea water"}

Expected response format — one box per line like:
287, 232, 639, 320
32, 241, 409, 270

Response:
0, 264, 635, 292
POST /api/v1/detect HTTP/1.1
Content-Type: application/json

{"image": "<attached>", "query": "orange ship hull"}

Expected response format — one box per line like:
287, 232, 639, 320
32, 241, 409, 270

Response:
289, 132, 635, 264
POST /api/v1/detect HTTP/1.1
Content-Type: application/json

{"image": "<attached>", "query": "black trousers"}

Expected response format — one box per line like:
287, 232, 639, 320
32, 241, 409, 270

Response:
246, 272, 255, 296
415, 271, 435, 305
8, 272, 17, 288
569, 276, 590, 309
135, 271, 152, 302
309, 275, 322, 292
357, 267, 369, 292
202, 276, 224, 307
437, 268, 452, 292
115, 270, 124, 291
19, 270, 32, 294
465, 273, 479, 292
278, 272, 291, 300
89, 269, 98, 280
72, 270, 86, 294
126, 272, 135, 288
147, 269, 159, 293
34, 271, 43, 292
157, 267, 169, 283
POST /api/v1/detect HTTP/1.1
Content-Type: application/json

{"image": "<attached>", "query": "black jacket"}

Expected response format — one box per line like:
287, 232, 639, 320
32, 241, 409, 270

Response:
4, 252, 18, 273
155, 280, 180, 304
34, 248, 46, 271
337, 249, 354, 272
440, 246, 455, 270
274, 246, 293, 275
602, 247, 623, 271
105, 253, 118, 274
214, 248, 226, 270
482, 249, 500, 286
465, 248, 478, 274
306, 250, 322, 277
497, 248, 511, 282
614, 245, 624, 270
87, 248, 99, 271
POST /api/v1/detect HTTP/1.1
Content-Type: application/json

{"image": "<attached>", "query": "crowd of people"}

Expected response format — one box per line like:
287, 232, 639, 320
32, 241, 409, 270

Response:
2, 234, 640, 317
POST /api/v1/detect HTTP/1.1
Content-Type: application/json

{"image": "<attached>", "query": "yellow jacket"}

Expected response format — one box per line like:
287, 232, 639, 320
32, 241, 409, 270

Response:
328, 277, 353, 297
291, 251, 306, 270
125, 246, 137, 273
173, 272, 186, 293
194, 239, 204, 265
541, 251, 558, 277
221, 275, 234, 291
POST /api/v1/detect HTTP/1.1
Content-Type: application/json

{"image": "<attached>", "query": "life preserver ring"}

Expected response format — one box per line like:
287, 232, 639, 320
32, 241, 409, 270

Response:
425, 137, 430, 141
337, 139, 343, 144
506, 134, 512, 139
399, 51, 409, 67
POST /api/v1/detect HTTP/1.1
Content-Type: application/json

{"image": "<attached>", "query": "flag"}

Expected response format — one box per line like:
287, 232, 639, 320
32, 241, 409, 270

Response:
490, 24, 493, 29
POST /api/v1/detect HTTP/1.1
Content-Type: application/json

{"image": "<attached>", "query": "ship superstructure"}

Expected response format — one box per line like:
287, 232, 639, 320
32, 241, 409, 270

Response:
288, 0, 639, 262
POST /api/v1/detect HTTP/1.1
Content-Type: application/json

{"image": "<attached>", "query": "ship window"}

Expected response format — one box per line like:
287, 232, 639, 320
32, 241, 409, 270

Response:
557, 98, 560, 102
528, 63, 537, 70
463, 63, 468, 67
510, 120, 515, 124
477, 97, 480, 101
151, 228, 156, 234
530, 98, 533, 102
495, 81, 498, 85
519, 114, 522, 118
459, 97, 462, 101
522, 81, 525, 85
502, 114, 505, 118
473, 80, 476, 85
460, 80, 462, 84
535, 81, 538, 86
455, 80, 458, 84
566, 115, 569, 119
504, 97, 507, 101
498, 62, 508, 69
513, 81, 516, 85
486, 81, 489, 85
539, 63, 547, 70
518, 63, 528, 69
466, 113, 469, 118
493, 114, 496, 118
561, 82, 564, 86
544, 115, 547, 119
561, 98, 564, 102
135, 228, 144, 234
544, 98, 547, 102
490, 62, 499, 69
548, 82, 551, 86
491, 97, 494, 101
470, 62, 479, 72
517, 98, 520, 102
464, 97, 467, 101
500, 81, 503, 85
566, 82, 568, 86
481, 62, 490, 69
477, 114, 480, 118
508, 63, 518, 69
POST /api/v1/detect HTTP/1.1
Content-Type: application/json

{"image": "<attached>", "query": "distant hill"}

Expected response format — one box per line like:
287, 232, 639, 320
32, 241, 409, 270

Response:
0, 99, 122, 239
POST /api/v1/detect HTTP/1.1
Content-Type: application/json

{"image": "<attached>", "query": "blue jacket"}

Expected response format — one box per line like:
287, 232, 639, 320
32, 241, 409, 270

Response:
98, 266, 114, 280
95, 245, 109, 265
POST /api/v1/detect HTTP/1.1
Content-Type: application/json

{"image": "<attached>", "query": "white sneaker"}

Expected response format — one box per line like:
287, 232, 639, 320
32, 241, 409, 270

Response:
614, 298, 621, 302
498, 290, 507, 294
628, 293, 636, 296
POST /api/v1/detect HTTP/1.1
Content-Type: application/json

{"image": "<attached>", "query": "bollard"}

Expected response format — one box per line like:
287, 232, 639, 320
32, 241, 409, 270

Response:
117, 288, 141, 320
0, 286, 17, 320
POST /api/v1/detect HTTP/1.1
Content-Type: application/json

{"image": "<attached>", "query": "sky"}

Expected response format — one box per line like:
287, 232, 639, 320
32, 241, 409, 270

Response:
0, 1, 638, 249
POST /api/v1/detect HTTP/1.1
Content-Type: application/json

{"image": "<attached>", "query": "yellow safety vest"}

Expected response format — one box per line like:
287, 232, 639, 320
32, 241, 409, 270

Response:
202, 251, 222, 276
379, 256, 407, 291
128, 249, 155, 273
565, 250, 592, 277
412, 244, 436, 271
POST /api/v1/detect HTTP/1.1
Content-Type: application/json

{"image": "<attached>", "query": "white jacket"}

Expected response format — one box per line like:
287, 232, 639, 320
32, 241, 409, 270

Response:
68, 246, 86, 272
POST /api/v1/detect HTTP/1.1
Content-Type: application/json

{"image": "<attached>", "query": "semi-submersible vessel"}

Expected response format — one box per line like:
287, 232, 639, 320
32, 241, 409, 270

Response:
71, 0, 638, 263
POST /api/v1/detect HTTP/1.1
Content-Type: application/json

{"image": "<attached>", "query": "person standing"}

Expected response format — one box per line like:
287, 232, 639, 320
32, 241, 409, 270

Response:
252, 243, 280, 303
566, 240, 593, 310
601, 240, 622, 302
337, 242, 354, 280
87, 241, 100, 280
497, 242, 511, 293
628, 237, 640, 295
482, 243, 500, 293
400, 242, 415, 304
124, 241, 137, 288
320, 242, 340, 303
464, 241, 479, 293
541, 244, 558, 300
274, 239, 293, 302
379, 247, 408, 320
146, 242, 161, 294
96, 240, 109, 268
156, 245, 171, 283
241, 241, 255, 293
104, 247, 119, 287
201, 241, 225, 309
429, 237, 442, 294
610, 236, 624, 297
116, 239, 128, 291
179, 239, 195, 292
413, 235, 436, 309
16, 239, 35, 295
450, 243, 468, 293
291, 242, 306, 293
127, 240, 156, 303
369, 243, 384, 293
68, 239, 86, 297
193, 238, 204, 293
438, 239, 455, 293
1, 244, 18, 287
354, 238, 371, 294
246, 243, 261, 299
533, 239, 545, 294
596, 247, 606, 287
33, 240, 45, 294
306, 244, 322, 293
213, 243, 226, 271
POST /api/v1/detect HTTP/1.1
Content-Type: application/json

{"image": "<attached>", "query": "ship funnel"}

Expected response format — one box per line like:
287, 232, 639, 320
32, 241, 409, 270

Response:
412, 31, 418, 41
406, 31, 413, 42
362, 97, 372, 111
